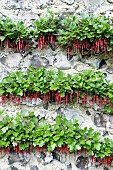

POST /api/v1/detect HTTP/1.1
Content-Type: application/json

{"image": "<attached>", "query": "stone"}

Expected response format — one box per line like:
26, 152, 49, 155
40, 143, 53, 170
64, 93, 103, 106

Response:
53, 151, 67, 163
55, 107, 84, 125
53, 53, 71, 70
74, 62, 92, 71
109, 115, 113, 128
30, 55, 49, 68
107, 0, 113, 2
7, 0, 23, 9
25, 97, 43, 106
105, 72, 113, 83
76, 156, 89, 170
67, 163, 72, 170
106, 65, 113, 73
0, 53, 22, 68
61, 0, 75, 5
44, 152, 53, 164
83, 0, 104, 10
81, 57, 106, 69
11, 166, 19, 170
98, 59, 107, 69
8, 151, 31, 165
94, 113, 105, 127
30, 165, 39, 170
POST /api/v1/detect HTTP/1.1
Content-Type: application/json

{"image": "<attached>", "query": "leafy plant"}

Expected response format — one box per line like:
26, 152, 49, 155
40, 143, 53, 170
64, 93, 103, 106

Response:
0, 110, 113, 166
0, 67, 113, 112
1, 13, 113, 56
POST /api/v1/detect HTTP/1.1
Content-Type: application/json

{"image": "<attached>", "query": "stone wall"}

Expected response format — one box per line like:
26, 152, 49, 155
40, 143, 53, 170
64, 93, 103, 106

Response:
0, 0, 113, 22
0, 0, 113, 170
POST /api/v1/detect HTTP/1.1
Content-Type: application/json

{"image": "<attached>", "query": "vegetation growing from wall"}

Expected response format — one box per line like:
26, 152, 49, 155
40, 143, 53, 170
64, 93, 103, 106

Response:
0, 12, 113, 58
0, 109, 113, 166
0, 67, 113, 114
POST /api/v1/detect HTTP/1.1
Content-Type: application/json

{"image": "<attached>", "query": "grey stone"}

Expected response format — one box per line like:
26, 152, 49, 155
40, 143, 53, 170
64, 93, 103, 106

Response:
30, 165, 39, 170
74, 62, 92, 71
105, 72, 113, 83
67, 163, 72, 170
8, 151, 25, 164
83, 0, 104, 10
0, 53, 22, 68
94, 113, 105, 127
107, 0, 113, 2
76, 156, 89, 170
11, 166, 19, 170
106, 65, 113, 73
81, 57, 106, 69
8, 151, 31, 165
53, 53, 71, 70
55, 107, 84, 125
53, 151, 67, 163
30, 55, 49, 68
61, 0, 75, 5
7, 0, 23, 9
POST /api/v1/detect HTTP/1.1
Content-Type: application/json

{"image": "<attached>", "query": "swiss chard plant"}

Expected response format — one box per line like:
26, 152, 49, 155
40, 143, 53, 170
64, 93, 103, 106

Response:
0, 67, 113, 113
0, 110, 113, 167
30, 11, 59, 51
1, 12, 113, 57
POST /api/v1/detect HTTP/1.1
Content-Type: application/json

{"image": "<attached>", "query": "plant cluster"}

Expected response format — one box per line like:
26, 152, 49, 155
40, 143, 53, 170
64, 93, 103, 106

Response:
0, 67, 113, 113
0, 110, 113, 166
0, 12, 113, 57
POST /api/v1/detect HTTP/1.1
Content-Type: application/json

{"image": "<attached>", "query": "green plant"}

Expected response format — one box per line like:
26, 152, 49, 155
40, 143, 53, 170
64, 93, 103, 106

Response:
0, 110, 113, 166
30, 11, 59, 50
0, 67, 113, 112
1, 13, 113, 56
0, 18, 30, 51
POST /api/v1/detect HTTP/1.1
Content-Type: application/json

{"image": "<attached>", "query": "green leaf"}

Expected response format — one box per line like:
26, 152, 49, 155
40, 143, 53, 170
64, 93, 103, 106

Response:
86, 140, 91, 146
94, 143, 101, 150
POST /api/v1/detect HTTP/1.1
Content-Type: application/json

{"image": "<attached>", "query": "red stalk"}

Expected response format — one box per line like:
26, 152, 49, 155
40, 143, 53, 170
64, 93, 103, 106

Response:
36, 146, 41, 152
34, 92, 38, 100
29, 95, 32, 103
1, 96, 7, 104
23, 92, 26, 102
16, 97, 20, 105
48, 92, 51, 101
6, 39, 10, 48
77, 149, 82, 155
84, 149, 88, 156
7, 147, 10, 153
42, 94, 46, 102
65, 94, 68, 104
70, 90, 73, 101
9, 94, 13, 102
82, 98, 85, 106
29, 144, 33, 152
66, 47, 71, 60
18, 39, 21, 51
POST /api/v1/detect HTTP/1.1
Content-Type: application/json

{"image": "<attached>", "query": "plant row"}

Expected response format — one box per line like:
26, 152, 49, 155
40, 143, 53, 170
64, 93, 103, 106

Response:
0, 110, 113, 166
0, 67, 113, 113
1, 12, 113, 58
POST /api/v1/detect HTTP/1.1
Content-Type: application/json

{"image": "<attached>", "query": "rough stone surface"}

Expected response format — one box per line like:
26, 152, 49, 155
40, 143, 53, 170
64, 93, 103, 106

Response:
61, 0, 75, 5
107, 0, 113, 2
55, 106, 84, 125
76, 156, 89, 170
83, 0, 104, 10
0, 52, 22, 68
0, 0, 113, 169
30, 55, 49, 68
53, 53, 71, 70
30, 165, 39, 170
